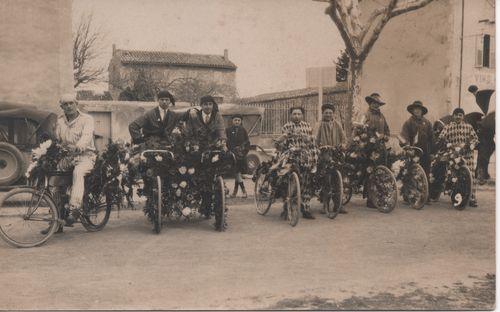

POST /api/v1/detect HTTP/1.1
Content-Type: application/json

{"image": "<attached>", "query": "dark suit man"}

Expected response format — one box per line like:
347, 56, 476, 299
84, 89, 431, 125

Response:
129, 90, 184, 148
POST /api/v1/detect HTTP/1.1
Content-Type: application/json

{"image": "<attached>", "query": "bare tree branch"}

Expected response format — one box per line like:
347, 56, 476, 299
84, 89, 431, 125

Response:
391, 0, 435, 17
73, 12, 106, 88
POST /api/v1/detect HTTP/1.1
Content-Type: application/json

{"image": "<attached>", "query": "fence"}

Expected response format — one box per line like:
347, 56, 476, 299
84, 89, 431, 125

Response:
240, 84, 351, 136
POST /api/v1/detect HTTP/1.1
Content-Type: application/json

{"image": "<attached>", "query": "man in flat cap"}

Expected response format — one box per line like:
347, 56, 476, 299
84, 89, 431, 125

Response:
399, 100, 433, 177
129, 89, 183, 148
54, 93, 96, 228
438, 108, 479, 207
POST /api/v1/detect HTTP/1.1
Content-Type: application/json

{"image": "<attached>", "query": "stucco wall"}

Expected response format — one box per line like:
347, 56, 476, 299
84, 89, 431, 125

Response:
0, 0, 74, 110
360, 0, 453, 132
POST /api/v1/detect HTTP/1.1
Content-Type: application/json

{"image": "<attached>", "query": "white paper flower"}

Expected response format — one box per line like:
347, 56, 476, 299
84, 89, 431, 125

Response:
366, 166, 373, 173
369, 137, 376, 143
179, 181, 187, 188
454, 146, 460, 152
172, 127, 181, 135
412, 156, 420, 163
185, 146, 190, 152
175, 189, 182, 197
193, 145, 199, 152
178, 166, 187, 174
155, 155, 163, 162
356, 171, 362, 176
452, 177, 457, 183
171, 183, 178, 188
212, 154, 220, 163
182, 207, 191, 216
188, 167, 195, 175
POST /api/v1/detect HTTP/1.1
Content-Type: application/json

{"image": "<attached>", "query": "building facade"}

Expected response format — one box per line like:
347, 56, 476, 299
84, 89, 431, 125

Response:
359, 0, 495, 133
0, 0, 74, 109
108, 46, 238, 103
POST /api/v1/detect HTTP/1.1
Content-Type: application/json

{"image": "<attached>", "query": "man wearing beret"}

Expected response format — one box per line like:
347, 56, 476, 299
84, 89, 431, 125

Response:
438, 108, 479, 207
129, 90, 184, 148
399, 101, 433, 177
184, 95, 227, 218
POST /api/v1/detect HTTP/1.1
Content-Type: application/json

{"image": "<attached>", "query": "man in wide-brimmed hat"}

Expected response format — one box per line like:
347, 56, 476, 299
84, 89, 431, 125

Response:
361, 92, 390, 136
129, 89, 184, 148
438, 107, 479, 207
399, 100, 433, 177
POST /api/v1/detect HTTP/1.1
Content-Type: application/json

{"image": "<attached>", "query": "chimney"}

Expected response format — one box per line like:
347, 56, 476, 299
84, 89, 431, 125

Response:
223, 49, 228, 60
112, 44, 116, 56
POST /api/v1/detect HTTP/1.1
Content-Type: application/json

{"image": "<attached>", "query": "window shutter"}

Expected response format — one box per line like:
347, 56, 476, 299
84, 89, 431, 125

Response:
490, 36, 495, 69
476, 35, 484, 67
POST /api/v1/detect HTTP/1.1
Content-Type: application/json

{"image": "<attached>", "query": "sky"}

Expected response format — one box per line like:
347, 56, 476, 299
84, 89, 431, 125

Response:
72, 0, 344, 97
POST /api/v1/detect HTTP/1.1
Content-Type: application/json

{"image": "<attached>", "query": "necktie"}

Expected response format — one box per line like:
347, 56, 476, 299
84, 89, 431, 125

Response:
204, 114, 209, 124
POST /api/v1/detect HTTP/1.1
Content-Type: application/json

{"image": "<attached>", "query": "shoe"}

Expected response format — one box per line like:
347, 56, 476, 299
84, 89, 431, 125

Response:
229, 192, 237, 198
280, 205, 288, 220
40, 223, 63, 235
302, 211, 315, 219
469, 200, 478, 207
241, 192, 248, 199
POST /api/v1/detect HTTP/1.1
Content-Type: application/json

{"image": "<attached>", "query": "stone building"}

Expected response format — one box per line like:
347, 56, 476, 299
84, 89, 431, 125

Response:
359, 0, 495, 132
107, 46, 238, 102
0, 0, 74, 109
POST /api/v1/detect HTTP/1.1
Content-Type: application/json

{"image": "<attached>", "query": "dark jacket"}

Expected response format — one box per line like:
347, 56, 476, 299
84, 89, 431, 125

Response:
363, 108, 390, 136
129, 107, 184, 145
400, 115, 433, 154
184, 108, 226, 149
226, 125, 250, 158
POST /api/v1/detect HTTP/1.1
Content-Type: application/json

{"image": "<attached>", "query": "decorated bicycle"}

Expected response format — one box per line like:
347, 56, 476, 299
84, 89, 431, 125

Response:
392, 144, 429, 210
428, 143, 475, 210
253, 138, 303, 226
0, 140, 126, 248
310, 145, 344, 219
341, 123, 398, 213
126, 129, 233, 233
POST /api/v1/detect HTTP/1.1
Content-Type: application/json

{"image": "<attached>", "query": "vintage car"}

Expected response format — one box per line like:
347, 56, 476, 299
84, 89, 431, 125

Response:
0, 102, 57, 186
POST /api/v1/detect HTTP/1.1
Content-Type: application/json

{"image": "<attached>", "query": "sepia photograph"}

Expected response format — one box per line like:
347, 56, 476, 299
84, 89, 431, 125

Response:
0, 0, 496, 310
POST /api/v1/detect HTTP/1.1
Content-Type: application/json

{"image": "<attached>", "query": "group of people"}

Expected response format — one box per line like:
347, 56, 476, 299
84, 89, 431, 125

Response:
53, 88, 482, 230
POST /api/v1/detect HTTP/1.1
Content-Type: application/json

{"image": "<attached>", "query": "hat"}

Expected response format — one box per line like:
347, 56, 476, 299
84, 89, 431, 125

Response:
407, 100, 428, 115
289, 106, 305, 114
365, 93, 385, 105
231, 114, 243, 120
200, 95, 219, 112
452, 108, 465, 116
321, 103, 335, 113
59, 93, 77, 104
157, 90, 175, 106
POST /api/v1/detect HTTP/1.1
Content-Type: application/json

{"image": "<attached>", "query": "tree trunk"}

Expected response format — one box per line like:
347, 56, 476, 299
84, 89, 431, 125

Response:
346, 59, 363, 138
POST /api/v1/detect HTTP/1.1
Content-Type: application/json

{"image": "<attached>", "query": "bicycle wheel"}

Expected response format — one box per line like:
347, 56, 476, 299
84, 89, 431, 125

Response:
0, 188, 59, 248
342, 185, 352, 205
451, 165, 472, 210
254, 173, 272, 215
324, 169, 343, 219
286, 172, 301, 227
80, 192, 112, 232
153, 176, 162, 234
368, 165, 398, 213
405, 164, 429, 210
214, 176, 227, 231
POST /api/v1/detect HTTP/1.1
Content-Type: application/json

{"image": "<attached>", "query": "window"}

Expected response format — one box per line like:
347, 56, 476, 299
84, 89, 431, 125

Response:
476, 34, 495, 68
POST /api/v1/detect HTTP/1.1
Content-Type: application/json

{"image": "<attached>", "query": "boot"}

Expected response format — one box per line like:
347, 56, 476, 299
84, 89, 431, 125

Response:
469, 195, 478, 207
230, 182, 239, 198
239, 182, 247, 198
301, 203, 315, 219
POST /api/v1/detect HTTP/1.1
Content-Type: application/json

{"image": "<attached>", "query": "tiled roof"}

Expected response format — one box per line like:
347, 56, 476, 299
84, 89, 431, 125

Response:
117, 49, 237, 70
240, 86, 345, 103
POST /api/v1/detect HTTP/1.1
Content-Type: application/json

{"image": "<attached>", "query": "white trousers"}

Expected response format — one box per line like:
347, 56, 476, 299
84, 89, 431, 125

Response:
69, 153, 96, 208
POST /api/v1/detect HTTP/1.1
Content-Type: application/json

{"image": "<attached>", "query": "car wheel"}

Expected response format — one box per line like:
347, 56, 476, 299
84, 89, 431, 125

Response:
0, 142, 26, 186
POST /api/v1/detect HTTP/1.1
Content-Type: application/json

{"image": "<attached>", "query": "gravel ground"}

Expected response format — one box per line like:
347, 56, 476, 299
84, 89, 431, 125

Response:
0, 179, 495, 310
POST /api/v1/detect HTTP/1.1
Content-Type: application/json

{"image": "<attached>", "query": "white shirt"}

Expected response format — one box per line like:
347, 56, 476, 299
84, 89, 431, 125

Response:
202, 111, 211, 124
159, 107, 168, 121
56, 111, 96, 151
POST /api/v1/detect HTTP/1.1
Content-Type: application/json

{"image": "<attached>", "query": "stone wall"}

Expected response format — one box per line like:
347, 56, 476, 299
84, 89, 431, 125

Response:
0, 0, 74, 110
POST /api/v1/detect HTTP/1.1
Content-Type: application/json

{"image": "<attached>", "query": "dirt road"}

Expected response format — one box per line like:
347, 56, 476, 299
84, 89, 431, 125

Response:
0, 182, 495, 310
